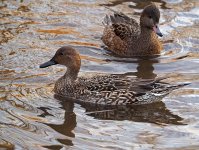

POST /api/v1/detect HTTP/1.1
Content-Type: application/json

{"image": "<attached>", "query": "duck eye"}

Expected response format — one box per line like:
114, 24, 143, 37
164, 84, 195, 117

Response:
60, 52, 64, 55
149, 15, 152, 19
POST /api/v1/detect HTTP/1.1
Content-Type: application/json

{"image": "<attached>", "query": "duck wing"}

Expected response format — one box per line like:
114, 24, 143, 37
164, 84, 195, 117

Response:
103, 7, 140, 40
81, 75, 168, 93
85, 83, 189, 106
78, 76, 189, 106
79, 75, 132, 92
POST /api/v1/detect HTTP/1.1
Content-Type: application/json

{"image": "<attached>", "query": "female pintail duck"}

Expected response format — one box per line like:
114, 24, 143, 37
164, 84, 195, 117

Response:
102, 4, 163, 57
40, 46, 189, 106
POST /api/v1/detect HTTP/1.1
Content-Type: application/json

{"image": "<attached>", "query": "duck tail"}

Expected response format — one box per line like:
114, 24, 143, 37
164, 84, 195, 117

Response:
102, 6, 125, 26
152, 82, 190, 96
102, 6, 115, 26
102, 14, 111, 26
166, 82, 190, 90
135, 82, 190, 105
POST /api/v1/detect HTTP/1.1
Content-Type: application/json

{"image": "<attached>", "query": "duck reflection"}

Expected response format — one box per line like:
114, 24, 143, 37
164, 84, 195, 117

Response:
136, 58, 158, 79
125, 58, 159, 79
53, 94, 184, 128
44, 95, 77, 146
81, 101, 184, 125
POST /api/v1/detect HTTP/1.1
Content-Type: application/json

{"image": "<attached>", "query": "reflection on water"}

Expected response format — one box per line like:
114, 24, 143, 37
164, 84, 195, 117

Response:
84, 102, 184, 125
45, 99, 76, 147
55, 95, 184, 125
1, 0, 199, 149
132, 58, 158, 79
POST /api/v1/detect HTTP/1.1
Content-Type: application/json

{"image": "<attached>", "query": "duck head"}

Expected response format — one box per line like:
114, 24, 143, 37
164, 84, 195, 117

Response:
40, 46, 81, 79
140, 4, 163, 37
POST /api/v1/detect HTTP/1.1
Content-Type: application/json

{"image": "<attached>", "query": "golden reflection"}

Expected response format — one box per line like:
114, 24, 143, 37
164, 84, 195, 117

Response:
22, 115, 48, 122
0, 70, 15, 74
9, 51, 16, 55
0, 96, 6, 101
17, 5, 30, 12
0, 142, 14, 150
0, 24, 27, 44
37, 28, 79, 35
22, 21, 40, 25
62, 2, 97, 7
0, 74, 48, 83
68, 41, 99, 47
47, 12, 73, 16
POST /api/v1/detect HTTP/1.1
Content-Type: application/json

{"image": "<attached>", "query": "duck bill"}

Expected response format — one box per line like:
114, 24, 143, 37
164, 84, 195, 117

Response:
40, 59, 57, 68
153, 24, 163, 37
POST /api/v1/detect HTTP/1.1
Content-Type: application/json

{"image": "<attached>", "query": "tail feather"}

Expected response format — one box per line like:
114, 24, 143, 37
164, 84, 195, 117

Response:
152, 82, 190, 95
103, 6, 117, 26
103, 6, 126, 26
135, 82, 190, 105
102, 15, 110, 26
166, 82, 190, 90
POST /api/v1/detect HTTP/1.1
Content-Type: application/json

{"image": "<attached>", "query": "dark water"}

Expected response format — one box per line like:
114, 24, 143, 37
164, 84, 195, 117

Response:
0, 0, 199, 149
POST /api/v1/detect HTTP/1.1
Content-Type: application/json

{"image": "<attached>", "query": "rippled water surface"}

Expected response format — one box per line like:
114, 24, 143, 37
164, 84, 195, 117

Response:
1, 0, 199, 149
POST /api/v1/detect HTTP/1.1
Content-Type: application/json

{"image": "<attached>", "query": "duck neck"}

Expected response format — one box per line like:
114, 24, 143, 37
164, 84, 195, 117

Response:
54, 66, 80, 95
140, 26, 154, 38
63, 66, 80, 82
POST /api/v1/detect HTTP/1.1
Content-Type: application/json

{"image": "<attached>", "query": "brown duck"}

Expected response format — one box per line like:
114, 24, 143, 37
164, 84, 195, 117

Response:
40, 46, 189, 106
102, 4, 163, 57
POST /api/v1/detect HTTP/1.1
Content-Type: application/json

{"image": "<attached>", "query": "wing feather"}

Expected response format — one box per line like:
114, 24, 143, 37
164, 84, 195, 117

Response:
103, 7, 141, 40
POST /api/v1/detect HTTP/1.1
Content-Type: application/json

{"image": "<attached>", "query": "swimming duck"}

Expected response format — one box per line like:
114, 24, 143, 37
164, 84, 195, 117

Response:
40, 46, 188, 106
102, 4, 163, 57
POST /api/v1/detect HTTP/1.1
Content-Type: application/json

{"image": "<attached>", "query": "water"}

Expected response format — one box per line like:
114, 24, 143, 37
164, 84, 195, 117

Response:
0, 0, 199, 149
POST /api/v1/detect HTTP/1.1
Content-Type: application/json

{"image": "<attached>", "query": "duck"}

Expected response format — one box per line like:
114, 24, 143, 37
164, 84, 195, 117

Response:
40, 46, 189, 106
102, 4, 163, 57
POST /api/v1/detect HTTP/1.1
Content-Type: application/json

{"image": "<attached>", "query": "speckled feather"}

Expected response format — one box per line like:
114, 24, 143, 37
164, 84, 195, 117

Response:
55, 74, 188, 105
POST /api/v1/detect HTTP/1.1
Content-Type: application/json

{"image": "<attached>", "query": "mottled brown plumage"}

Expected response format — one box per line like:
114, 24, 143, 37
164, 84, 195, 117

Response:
40, 46, 189, 106
102, 4, 163, 57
